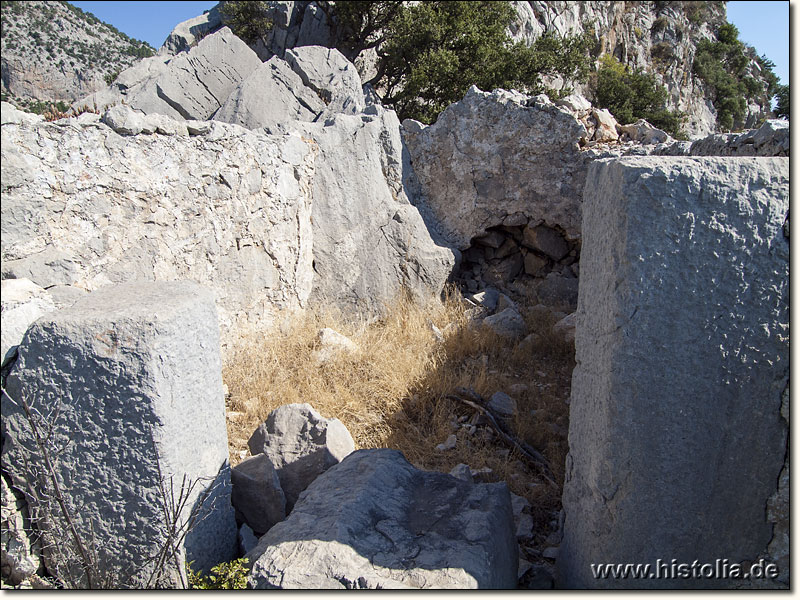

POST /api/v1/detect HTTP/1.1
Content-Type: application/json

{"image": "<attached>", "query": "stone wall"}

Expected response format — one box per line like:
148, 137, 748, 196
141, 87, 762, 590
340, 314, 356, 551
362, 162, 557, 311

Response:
557, 156, 789, 588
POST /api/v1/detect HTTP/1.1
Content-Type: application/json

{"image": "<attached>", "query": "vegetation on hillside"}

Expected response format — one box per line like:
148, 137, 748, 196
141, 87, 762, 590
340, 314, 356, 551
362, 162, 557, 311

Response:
693, 23, 779, 130
219, 0, 273, 45
594, 55, 685, 138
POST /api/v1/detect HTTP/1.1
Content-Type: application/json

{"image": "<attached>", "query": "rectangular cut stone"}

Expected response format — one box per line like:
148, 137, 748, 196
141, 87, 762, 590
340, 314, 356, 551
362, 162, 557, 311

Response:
558, 157, 789, 589
2, 281, 237, 587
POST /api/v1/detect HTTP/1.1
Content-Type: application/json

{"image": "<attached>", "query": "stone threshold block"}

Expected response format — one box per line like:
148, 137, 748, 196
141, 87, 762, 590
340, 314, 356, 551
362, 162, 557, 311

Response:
2, 281, 237, 588
558, 157, 789, 589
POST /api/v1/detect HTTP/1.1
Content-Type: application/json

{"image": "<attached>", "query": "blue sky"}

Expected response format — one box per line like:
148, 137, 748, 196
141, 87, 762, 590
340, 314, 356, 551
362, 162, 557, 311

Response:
71, 0, 790, 85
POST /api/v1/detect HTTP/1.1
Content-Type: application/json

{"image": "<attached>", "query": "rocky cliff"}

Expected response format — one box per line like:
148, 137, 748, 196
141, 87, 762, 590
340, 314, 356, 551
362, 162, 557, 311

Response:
0, 1, 154, 106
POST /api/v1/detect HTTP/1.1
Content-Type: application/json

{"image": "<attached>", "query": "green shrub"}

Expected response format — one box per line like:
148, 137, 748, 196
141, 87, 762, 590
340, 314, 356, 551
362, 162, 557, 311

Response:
220, 1, 274, 45
594, 54, 685, 137
335, 1, 592, 124
188, 559, 250, 590
775, 84, 789, 119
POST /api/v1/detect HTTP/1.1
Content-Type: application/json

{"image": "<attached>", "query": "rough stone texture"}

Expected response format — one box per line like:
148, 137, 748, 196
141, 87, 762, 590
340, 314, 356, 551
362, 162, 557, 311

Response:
158, 5, 223, 55
558, 157, 789, 589
0, 279, 55, 366
291, 106, 456, 313
246, 449, 518, 589
213, 57, 326, 131
2, 281, 238, 587
230, 454, 286, 536
403, 87, 588, 250
74, 28, 262, 121
1, 104, 316, 339
1, 473, 42, 586
482, 307, 527, 341
487, 392, 518, 419
238, 524, 260, 556
312, 327, 358, 364
677, 119, 790, 157
284, 45, 365, 115
247, 403, 355, 511
590, 108, 619, 143
618, 119, 670, 145
552, 312, 576, 345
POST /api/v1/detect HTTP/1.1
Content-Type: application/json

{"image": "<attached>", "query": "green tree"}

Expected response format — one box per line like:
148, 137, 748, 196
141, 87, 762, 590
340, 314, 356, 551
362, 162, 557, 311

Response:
775, 84, 789, 119
332, 1, 591, 124
219, 1, 274, 45
594, 55, 685, 137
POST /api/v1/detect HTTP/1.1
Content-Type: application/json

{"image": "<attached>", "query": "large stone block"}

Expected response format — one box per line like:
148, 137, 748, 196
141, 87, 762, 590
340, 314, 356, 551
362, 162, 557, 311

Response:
246, 449, 518, 589
558, 157, 789, 588
2, 281, 237, 587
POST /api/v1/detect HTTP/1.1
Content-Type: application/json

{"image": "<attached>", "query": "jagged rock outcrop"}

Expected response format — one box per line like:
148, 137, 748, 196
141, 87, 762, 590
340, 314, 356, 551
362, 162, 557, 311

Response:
1, 101, 316, 337
509, 1, 773, 137
76, 27, 263, 120
559, 156, 789, 589
159, 5, 222, 56
246, 448, 518, 589
0, 1, 154, 105
0, 279, 55, 366
2, 281, 238, 587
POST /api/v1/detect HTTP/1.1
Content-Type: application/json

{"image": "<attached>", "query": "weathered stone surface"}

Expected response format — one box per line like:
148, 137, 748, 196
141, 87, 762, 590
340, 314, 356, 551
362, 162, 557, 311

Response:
159, 5, 222, 55
0, 279, 55, 366
403, 87, 587, 250
247, 403, 355, 511
43, 285, 87, 310
482, 307, 526, 340
291, 106, 456, 312
618, 119, 670, 145
2, 281, 238, 587
552, 312, 576, 345
558, 157, 789, 589
238, 524, 260, 557
312, 327, 358, 364
535, 273, 579, 310
684, 119, 790, 157
285, 45, 365, 115
1, 102, 44, 126
247, 448, 518, 589
213, 57, 326, 131
231, 454, 286, 536
1, 109, 316, 339
488, 392, 517, 418
590, 108, 619, 143
522, 225, 569, 260
1, 473, 41, 586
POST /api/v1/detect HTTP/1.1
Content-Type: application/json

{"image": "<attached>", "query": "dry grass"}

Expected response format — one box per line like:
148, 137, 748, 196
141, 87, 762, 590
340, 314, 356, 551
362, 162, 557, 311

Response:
222, 286, 575, 544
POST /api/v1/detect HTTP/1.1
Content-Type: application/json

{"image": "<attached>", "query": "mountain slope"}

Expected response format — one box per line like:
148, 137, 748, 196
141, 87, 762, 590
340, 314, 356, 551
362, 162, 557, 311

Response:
0, 0, 154, 107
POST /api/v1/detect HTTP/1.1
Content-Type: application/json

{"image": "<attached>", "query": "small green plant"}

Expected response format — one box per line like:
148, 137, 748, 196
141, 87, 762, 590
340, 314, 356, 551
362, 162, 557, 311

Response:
775, 84, 789, 119
594, 54, 685, 137
188, 559, 250, 590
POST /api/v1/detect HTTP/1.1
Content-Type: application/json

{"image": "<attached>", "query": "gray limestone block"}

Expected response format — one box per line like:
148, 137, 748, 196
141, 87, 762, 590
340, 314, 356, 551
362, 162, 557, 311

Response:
247, 403, 354, 512
1, 247, 80, 288
285, 45, 364, 115
214, 57, 326, 130
0, 278, 56, 367
246, 448, 518, 589
149, 27, 263, 121
2, 281, 237, 587
231, 454, 286, 536
557, 157, 789, 589
522, 224, 569, 260
482, 307, 526, 340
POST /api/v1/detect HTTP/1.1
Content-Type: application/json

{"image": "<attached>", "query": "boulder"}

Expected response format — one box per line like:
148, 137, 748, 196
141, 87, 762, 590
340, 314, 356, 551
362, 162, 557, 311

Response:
487, 392, 518, 419
247, 449, 518, 589
535, 273, 579, 310
158, 5, 223, 55
238, 524, 260, 557
1, 248, 80, 288
552, 312, 576, 344
1, 102, 44, 126
591, 108, 619, 143
213, 57, 326, 131
102, 104, 145, 135
617, 119, 670, 144
402, 87, 587, 251
247, 403, 355, 511
482, 307, 527, 340
312, 328, 358, 364
522, 224, 570, 260
559, 157, 789, 589
231, 454, 287, 536
2, 281, 238, 587
284, 45, 365, 115
0, 279, 55, 367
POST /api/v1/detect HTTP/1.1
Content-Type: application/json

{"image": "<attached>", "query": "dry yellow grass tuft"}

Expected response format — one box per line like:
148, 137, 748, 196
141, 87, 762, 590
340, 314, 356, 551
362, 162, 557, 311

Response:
222, 286, 574, 543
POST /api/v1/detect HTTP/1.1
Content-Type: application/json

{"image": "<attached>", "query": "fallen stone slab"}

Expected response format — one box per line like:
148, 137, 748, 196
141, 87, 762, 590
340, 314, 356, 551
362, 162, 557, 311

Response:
2, 281, 237, 587
231, 454, 286, 536
247, 403, 354, 511
284, 45, 365, 115
246, 448, 518, 589
558, 157, 789, 589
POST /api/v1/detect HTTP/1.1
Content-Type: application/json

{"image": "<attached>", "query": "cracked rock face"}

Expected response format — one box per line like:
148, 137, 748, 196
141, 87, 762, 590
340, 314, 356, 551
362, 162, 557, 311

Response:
246, 448, 518, 589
